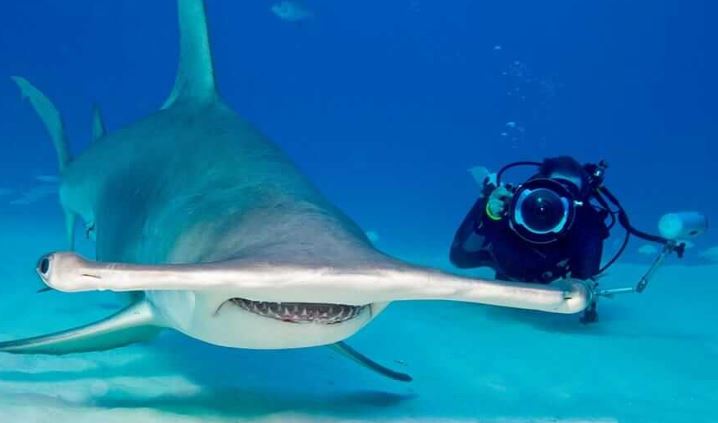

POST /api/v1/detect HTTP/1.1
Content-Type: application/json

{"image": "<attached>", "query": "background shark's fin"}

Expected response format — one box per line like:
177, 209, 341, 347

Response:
331, 342, 412, 382
91, 103, 107, 141
12, 76, 77, 249
0, 300, 162, 355
162, 0, 217, 109
11, 76, 71, 171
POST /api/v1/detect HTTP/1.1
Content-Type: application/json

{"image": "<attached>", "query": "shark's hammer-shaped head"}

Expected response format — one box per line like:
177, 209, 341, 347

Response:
36, 249, 592, 349
35, 248, 387, 348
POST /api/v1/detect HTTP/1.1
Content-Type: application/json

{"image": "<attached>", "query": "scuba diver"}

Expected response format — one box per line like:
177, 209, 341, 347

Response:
450, 156, 702, 323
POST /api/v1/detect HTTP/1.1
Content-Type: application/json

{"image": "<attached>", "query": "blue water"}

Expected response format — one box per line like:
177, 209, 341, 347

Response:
2, 0, 717, 255
0, 1, 716, 421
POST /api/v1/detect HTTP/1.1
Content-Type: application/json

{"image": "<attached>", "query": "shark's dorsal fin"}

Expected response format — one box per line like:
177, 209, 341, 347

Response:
0, 300, 162, 355
11, 76, 71, 171
162, 0, 217, 109
91, 103, 107, 141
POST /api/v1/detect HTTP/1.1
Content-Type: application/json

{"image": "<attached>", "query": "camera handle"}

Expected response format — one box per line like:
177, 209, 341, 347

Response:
596, 241, 682, 298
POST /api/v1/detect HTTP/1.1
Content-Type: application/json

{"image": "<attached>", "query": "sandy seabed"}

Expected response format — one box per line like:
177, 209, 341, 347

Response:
0, 217, 715, 422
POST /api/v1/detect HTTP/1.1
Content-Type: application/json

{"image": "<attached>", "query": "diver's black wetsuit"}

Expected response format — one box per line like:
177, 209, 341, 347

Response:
450, 167, 609, 283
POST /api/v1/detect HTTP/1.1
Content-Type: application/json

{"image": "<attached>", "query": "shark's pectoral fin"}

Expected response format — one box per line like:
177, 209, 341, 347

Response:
0, 300, 163, 355
331, 342, 412, 383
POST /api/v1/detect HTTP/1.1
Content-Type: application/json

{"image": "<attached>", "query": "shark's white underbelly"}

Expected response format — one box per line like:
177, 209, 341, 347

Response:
146, 289, 384, 349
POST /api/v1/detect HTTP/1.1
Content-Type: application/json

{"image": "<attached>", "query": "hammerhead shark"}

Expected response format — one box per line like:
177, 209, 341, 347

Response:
0, 0, 590, 381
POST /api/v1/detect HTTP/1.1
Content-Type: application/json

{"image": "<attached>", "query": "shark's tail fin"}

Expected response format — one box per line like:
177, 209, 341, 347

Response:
12, 76, 77, 249
162, 0, 217, 109
0, 300, 163, 355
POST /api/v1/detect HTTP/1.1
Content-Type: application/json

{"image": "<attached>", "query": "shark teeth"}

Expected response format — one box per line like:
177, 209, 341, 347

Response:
228, 298, 366, 325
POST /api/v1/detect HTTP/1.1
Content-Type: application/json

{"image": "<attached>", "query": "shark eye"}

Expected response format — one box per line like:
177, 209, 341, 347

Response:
37, 255, 51, 276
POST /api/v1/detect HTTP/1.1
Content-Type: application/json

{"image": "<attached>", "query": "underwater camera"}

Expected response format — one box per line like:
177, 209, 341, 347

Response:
497, 157, 708, 297
497, 158, 600, 245
508, 177, 578, 244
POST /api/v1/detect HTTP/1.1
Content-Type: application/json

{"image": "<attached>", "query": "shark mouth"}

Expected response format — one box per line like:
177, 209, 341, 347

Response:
223, 298, 368, 324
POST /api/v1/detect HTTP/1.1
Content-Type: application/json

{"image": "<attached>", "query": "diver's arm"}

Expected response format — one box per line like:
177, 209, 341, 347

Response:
450, 184, 513, 268
449, 196, 489, 268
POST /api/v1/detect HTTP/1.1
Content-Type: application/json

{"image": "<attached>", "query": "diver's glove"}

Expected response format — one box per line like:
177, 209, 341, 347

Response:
485, 185, 513, 220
